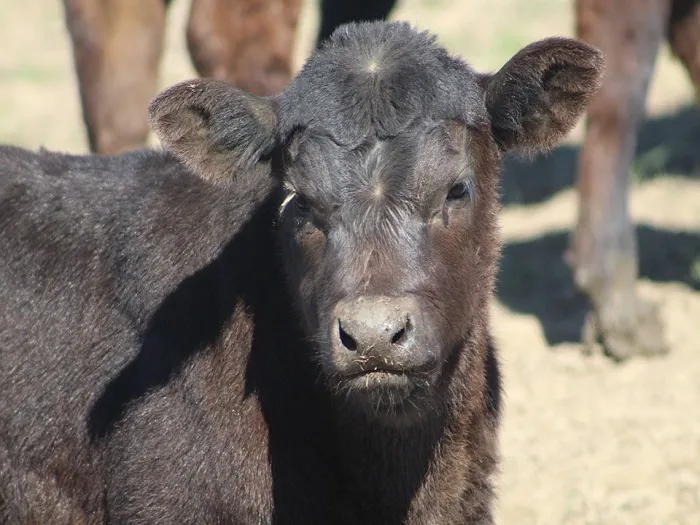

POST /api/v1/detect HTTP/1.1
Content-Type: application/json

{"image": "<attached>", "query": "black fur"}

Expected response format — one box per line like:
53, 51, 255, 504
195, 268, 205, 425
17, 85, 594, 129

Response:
0, 21, 603, 524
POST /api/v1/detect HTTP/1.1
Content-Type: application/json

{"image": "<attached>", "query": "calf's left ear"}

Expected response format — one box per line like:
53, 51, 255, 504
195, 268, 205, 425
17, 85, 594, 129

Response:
478, 37, 605, 154
148, 79, 278, 185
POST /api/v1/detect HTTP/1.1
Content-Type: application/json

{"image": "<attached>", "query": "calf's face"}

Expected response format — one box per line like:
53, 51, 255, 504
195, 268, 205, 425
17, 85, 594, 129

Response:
276, 119, 499, 418
149, 22, 604, 422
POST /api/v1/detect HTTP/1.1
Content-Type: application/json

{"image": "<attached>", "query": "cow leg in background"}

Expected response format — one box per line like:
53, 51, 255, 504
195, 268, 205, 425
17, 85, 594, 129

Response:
317, 0, 398, 45
569, 0, 670, 359
668, 0, 700, 100
62, 0, 166, 155
186, 0, 301, 96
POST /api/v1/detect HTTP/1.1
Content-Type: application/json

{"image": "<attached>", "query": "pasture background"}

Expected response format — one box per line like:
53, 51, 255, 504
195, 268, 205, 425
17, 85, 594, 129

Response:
1, 0, 699, 522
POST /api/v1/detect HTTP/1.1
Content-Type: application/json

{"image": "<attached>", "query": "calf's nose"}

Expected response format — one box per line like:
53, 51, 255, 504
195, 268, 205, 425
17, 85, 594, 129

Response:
331, 296, 421, 368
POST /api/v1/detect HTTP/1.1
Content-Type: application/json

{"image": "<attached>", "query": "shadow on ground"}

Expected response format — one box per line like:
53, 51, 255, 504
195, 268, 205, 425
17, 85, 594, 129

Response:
500, 105, 700, 206
496, 225, 700, 346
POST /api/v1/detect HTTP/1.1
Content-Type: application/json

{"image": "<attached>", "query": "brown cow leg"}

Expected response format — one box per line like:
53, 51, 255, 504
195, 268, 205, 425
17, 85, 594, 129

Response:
186, 0, 302, 97
62, 0, 166, 155
569, 0, 670, 360
668, 0, 700, 100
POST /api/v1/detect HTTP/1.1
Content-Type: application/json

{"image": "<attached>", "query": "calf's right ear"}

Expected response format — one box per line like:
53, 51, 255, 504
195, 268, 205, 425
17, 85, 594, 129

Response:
148, 79, 278, 185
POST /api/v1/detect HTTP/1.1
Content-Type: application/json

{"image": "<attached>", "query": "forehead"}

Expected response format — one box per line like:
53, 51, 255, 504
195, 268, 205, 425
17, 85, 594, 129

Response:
286, 121, 468, 200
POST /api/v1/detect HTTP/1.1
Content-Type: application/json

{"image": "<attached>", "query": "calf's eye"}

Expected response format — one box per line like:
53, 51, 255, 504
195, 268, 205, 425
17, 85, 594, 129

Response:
446, 181, 471, 202
294, 194, 311, 214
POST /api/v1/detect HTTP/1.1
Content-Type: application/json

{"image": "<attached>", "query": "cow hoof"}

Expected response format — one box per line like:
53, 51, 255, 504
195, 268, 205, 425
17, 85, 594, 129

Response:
581, 297, 668, 361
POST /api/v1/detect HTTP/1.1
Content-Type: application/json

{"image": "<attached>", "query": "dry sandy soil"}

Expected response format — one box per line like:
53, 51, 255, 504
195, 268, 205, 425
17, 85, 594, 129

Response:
1, 0, 699, 523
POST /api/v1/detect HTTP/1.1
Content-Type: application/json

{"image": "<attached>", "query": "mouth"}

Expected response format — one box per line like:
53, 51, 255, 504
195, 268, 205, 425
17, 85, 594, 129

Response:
346, 369, 412, 390
334, 367, 425, 417
326, 352, 438, 418
332, 352, 436, 381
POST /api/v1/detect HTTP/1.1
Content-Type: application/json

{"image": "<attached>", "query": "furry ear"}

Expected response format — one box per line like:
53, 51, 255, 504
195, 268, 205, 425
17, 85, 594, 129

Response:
149, 79, 278, 185
479, 37, 605, 153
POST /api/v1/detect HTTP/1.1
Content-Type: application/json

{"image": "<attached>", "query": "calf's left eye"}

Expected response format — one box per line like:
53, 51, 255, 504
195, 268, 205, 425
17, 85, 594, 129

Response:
446, 181, 471, 201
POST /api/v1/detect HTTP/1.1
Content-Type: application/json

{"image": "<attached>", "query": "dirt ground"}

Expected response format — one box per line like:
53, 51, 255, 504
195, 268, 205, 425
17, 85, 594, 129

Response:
1, 0, 699, 523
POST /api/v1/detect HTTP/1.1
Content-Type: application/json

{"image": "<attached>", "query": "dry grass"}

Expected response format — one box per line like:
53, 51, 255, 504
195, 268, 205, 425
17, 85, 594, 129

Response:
1, 0, 699, 523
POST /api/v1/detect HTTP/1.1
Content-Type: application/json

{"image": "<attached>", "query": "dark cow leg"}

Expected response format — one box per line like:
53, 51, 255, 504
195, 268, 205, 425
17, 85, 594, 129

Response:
668, 0, 700, 99
186, 0, 302, 96
316, 0, 398, 45
62, 0, 167, 155
569, 0, 670, 360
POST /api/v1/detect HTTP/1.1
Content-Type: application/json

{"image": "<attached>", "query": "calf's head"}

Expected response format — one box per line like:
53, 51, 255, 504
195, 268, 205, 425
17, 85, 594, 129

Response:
150, 22, 603, 422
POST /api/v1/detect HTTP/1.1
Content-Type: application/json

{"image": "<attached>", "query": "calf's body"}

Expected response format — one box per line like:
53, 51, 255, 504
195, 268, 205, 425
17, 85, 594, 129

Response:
0, 22, 602, 524
0, 148, 498, 525
0, 147, 277, 522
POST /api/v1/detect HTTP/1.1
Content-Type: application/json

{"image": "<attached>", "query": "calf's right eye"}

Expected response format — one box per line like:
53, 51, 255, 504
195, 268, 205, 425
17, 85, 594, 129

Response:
294, 194, 311, 214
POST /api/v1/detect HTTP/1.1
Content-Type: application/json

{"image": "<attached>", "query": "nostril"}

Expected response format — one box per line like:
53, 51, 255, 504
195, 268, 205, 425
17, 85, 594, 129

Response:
390, 319, 411, 346
338, 321, 358, 351
391, 328, 405, 345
